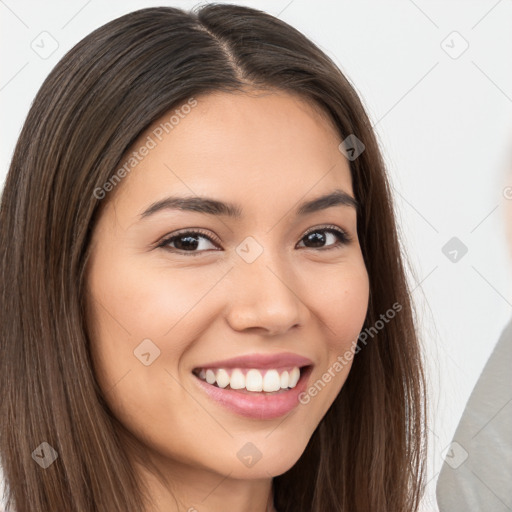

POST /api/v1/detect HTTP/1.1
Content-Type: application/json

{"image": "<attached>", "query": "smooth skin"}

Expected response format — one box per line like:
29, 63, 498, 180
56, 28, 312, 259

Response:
85, 89, 370, 512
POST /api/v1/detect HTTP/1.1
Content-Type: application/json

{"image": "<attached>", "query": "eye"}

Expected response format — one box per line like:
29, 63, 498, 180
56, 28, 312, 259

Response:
157, 229, 219, 256
157, 225, 351, 256
296, 225, 351, 251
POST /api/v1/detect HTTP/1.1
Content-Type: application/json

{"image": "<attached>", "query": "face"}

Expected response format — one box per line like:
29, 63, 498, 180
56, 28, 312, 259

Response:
85, 89, 369, 485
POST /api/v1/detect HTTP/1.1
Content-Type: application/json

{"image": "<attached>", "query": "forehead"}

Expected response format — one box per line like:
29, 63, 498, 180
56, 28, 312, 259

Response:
108, 90, 353, 221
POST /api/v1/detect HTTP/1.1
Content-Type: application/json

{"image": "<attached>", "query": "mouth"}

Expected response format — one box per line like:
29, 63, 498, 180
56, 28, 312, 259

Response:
192, 365, 310, 394
192, 364, 314, 419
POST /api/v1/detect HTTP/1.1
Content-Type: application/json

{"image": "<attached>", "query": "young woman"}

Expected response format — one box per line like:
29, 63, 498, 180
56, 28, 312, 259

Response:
0, 4, 427, 511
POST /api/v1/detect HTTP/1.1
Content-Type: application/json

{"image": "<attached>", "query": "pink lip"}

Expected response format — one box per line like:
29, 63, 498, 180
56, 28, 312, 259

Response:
193, 352, 313, 370
193, 365, 313, 420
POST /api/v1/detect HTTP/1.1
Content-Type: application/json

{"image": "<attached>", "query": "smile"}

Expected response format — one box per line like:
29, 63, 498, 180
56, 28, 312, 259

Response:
193, 366, 301, 393
192, 364, 313, 419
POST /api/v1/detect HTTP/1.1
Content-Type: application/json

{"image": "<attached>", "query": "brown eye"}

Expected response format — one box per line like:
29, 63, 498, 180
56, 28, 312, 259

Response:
297, 227, 351, 250
157, 225, 351, 257
158, 230, 219, 256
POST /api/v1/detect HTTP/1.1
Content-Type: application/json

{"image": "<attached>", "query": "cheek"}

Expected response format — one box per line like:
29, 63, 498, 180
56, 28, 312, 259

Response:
288, 263, 369, 427
85, 254, 210, 446
333, 275, 369, 345
85, 251, 230, 404
87, 253, 221, 348
312, 263, 370, 352
302, 263, 369, 398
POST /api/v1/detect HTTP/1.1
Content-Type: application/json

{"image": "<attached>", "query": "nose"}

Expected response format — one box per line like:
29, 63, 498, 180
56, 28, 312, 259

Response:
224, 246, 306, 336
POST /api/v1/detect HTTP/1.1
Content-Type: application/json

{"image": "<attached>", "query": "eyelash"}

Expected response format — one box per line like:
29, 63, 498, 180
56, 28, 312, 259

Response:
156, 225, 352, 257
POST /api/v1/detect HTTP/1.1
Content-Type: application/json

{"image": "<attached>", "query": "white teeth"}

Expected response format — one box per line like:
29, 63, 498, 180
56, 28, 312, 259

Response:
215, 369, 230, 388
288, 367, 300, 388
196, 366, 303, 392
230, 369, 245, 390
246, 369, 263, 391
280, 371, 289, 389
263, 369, 281, 392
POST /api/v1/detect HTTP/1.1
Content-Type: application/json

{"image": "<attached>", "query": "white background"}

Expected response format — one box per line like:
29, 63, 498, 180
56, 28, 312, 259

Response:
1, 1, 512, 511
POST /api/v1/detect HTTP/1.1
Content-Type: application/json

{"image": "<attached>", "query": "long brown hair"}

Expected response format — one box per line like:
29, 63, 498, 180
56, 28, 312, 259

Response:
0, 4, 427, 511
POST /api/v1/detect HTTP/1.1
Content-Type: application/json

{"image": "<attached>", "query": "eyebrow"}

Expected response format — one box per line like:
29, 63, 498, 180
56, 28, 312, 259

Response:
139, 188, 358, 220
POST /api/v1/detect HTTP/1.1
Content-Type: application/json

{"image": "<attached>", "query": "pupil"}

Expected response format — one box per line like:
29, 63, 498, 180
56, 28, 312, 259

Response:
176, 235, 199, 250
306, 232, 325, 248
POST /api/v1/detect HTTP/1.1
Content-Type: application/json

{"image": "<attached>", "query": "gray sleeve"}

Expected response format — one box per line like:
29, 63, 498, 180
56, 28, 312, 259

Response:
436, 317, 512, 511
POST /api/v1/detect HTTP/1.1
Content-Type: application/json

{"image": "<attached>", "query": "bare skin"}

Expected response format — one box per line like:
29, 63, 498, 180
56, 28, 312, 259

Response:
85, 88, 370, 512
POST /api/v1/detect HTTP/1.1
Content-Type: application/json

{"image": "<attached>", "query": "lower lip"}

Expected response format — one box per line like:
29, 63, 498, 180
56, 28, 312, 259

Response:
193, 366, 313, 420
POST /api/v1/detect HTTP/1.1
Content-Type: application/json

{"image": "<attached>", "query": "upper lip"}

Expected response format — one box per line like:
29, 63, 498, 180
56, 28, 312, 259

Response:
193, 352, 313, 370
